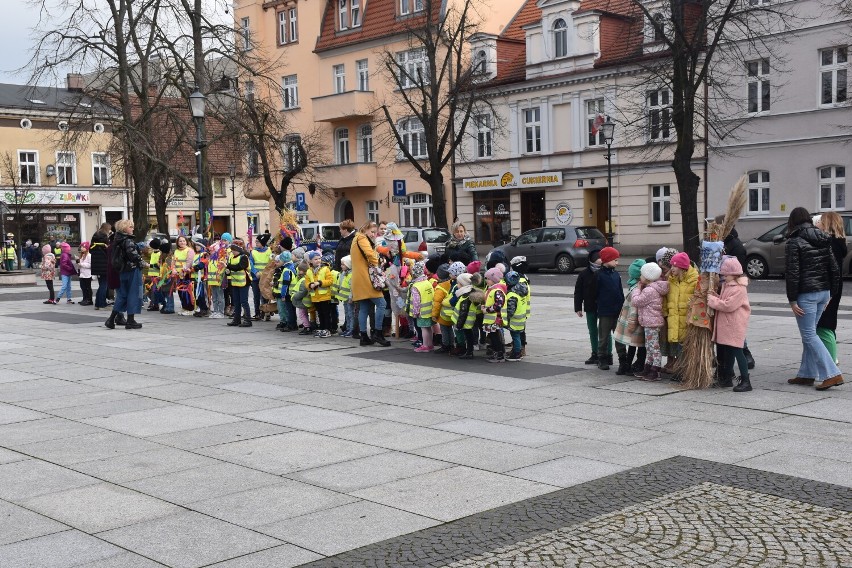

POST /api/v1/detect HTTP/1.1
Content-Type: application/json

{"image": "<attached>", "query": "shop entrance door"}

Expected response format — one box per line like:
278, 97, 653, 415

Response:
211, 217, 229, 237
105, 210, 123, 226
520, 190, 546, 233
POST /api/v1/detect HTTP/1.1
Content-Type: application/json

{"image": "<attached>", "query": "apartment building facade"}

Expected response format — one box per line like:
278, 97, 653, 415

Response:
233, 0, 523, 228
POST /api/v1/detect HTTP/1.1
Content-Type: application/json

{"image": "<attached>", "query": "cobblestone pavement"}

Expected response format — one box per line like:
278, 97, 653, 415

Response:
0, 279, 851, 567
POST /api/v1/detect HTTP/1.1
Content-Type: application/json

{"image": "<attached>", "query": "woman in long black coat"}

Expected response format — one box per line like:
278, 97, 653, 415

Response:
89, 222, 112, 309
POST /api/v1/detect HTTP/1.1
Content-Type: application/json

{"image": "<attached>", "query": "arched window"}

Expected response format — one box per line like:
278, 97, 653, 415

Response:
553, 19, 568, 58
474, 49, 487, 74
335, 128, 350, 165
399, 118, 427, 159
358, 124, 373, 162
401, 192, 434, 226
653, 13, 665, 42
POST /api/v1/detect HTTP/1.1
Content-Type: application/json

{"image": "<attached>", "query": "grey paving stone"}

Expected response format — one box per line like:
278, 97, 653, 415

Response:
326, 385, 442, 407
433, 418, 566, 448
736, 450, 852, 488
0, 500, 68, 546
81, 375, 174, 391
628, 432, 782, 464
395, 380, 482, 397
507, 413, 666, 445
655, 418, 781, 443
539, 437, 679, 468
241, 404, 374, 432
0, 417, 103, 446
97, 511, 281, 568
352, 404, 457, 426
754, 414, 852, 441
188, 479, 357, 527
779, 397, 852, 423
70, 447, 220, 483
180, 392, 289, 414
507, 456, 630, 488
260, 501, 440, 557
624, 398, 784, 426
0, 369, 43, 384
0, 378, 98, 403
74, 551, 167, 568
52, 397, 173, 420
323, 420, 465, 451
0, 459, 99, 502
82, 405, 241, 437
14, 431, 162, 465
351, 466, 558, 522
206, 545, 322, 568
450, 389, 565, 411
409, 398, 536, 422
522, 384, 654, 407
21, 482, 180, 533
309, 367, 423, 387
742, 433, 852, 464
18, 390, 138, 412
435, 373, 547, 392
128, 383, 224, 401
675, 387, 830, 411
542, 402, 682, 428
412, 438, 562, 473
146, 420, 290, 450
0, 401, 48, 424
217, 380, 306, 398
199, 431, 386, 475
0, 530, 125, 568
282, 392, 378, 412
286, 451, 452, 493
123, 462, 282, 505
0, 448, 27, 464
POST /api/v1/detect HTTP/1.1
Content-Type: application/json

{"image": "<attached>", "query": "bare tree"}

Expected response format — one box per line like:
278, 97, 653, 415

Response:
378, 0, 494, 228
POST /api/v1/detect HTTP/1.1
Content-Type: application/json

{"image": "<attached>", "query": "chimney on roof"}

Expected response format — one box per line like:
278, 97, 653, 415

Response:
67, 73, 84, 92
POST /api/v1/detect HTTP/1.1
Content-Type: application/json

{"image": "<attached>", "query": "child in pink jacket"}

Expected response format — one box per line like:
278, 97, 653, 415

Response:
708, 256, 752, 392
631, 262, 669, 381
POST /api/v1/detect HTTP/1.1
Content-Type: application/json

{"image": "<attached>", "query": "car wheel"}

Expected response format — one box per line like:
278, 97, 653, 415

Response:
556, 254, 575, 274
746, 255, 767, 279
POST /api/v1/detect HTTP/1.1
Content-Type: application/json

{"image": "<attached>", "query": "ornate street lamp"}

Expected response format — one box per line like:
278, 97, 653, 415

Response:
601, 119, 615, 243
228, 163, 237, 236
189, 88, 207, 235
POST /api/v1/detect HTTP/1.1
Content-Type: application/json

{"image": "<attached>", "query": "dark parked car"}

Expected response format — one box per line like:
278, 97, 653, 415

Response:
490, 226, 608, 273
744, 216, 852, 278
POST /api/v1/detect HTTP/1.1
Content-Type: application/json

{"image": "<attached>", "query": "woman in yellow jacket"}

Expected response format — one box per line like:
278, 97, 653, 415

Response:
665, 251, 698, 372
304, 250, 334, 338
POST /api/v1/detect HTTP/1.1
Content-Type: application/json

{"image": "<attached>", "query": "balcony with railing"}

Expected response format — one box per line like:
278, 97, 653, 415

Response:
311, 90, 375, 123
314, 162, 377, 189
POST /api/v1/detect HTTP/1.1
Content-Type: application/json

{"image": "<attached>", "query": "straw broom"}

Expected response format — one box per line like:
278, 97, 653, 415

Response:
679, 176, 747, 390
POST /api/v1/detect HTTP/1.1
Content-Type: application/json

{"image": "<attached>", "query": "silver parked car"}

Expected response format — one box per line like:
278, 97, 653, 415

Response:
399, 227, 451, 257
744, 216, 852, 278
490, 226, 608, 273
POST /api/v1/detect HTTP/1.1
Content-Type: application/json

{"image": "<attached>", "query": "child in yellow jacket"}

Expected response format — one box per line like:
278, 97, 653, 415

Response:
304, 250, 334, 338
665, 251, 698, 375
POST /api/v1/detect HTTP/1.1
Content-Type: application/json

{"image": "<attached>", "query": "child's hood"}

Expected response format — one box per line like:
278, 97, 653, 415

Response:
510, 281, 529, 297
650, 280, 669, 295
469, 289, 486, 305
726, 276, 750, 288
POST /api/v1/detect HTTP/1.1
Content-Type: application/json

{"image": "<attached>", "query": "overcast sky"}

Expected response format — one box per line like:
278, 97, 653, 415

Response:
0, 1, 231, 86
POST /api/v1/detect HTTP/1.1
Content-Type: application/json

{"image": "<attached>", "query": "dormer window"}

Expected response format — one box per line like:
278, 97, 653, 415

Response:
400, 0, 423, 16
653, 14, 665, 42
553, 19, 568, 58
474, 49, 487, 74
338, 0, 362, 30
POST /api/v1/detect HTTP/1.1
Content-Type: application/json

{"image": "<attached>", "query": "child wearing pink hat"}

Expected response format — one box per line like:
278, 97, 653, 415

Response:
708, 256, 752, 392
482, 267, 507, 363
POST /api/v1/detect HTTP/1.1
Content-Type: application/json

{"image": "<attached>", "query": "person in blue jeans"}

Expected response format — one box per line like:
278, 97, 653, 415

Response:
105, 219, 143, 330
784, 207, 843, 390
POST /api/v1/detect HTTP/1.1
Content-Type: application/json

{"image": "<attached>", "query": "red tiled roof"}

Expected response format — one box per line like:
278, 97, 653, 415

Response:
578, 0, 645, 67
499, 0, 541, 42
314, 0, 444, 53
491, 39, 526, 86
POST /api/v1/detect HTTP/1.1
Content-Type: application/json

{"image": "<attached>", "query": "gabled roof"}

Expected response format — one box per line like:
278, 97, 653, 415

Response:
490, 0, 541, 85
315, 0, 445, 53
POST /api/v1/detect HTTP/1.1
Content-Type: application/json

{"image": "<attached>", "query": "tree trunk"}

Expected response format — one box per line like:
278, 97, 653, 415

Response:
673, 152, 701, 262
425, 170, 448, 228
130, 159, 150, 240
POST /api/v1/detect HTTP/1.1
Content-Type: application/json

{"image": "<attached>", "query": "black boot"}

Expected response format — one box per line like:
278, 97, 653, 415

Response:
733, 375, 752, 392
717, 372, 734, 388
597, 354, 610, 371
115, 313, 127, 326
458, 344, 474, 359
239, 317, 253, 327
125, 314, 142, 329
744, 349, 755, 370
227, 317, 241, 327
615, 354, 630, 375
359, 331, 374, 346
372, 330, 391, 347
104, 310, 118, 329
584, 353, 598, 365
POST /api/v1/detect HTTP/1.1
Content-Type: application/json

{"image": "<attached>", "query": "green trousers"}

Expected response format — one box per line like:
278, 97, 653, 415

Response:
817, 327, 838, 363
585, 311, 611, 354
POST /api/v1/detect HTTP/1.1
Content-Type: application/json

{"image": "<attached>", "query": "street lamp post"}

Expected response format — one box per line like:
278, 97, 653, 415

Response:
601, 120, 615, 243
189, 89, 207, 236
228, 164, 237, 236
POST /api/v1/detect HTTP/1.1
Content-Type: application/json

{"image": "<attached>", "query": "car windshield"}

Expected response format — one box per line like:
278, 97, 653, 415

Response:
516, 230, 539, 245
757, 223, 786, 242
576, 227, 606, 240
423, 229, 450, 243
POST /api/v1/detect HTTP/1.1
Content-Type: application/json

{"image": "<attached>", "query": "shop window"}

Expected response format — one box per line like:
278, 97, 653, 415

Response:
473, 190, 510, 245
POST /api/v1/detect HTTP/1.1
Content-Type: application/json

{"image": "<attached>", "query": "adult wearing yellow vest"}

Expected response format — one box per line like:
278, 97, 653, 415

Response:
226, 239, 252, 327
3, 235, 16, 271
406, 262, 435, 352
250, 233, 273, 321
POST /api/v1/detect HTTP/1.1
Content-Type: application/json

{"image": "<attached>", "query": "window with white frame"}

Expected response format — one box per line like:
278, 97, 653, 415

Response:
366, 200, 379, 223
335, 128, 350, 165
820, 47, 848, 106
241, 17, 251, 51
213, 177, 226, 197
357, 59, 369, 91
473, 49, 487, 74
282, 75, 298, 109
650, 185, 671, 225
747, 170, 770, 214
173, 181, 186, 198
747, 58, 770, 114
358, 124, 373, 162
396, 48, 428, 89
819, 165, 846, 211
283, 134, 302, 172
652, 13, 665, 42
586, 99, 606, 147
476, 114, 492, 158
647, 89, 671, 140
523, 107, 541, 153
18, 151, 38, 185
400, 0, 424, 16
278, 10, 288, 44
289, 8, 298, 42
400, 118, 427, 159
92, 153, 110, 186
247, 214, 259, 233
553, 19, 568, 58
351, 0, 361, 27
56, 151, 76, 185
333, 64, 346, 94
401, 193, 433, 226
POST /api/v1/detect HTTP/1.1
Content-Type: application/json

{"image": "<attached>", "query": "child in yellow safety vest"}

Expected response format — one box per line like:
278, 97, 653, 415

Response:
207, 242, 227, 319
482, 266, 508, 363
451, 273, 485, 359
333, 255, 354, 337
272, 251, 296, 331
405, 261, 435, 352
503, 271, 530, 362
145, 239, 162, 311
304, 250, 334, 338
431, 263, 455, 354
323, 253, 341, 334
291, 261, 313, 335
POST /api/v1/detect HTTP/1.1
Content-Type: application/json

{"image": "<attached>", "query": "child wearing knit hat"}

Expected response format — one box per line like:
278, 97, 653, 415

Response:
406, 261, 436, 352
612, 259, 647, 375
595, 247, 625, 370
708, 256, 753, 392
482, 266, 508, 363
452, 272, 483, 359
664, 251, 698, 377
631, 262, 670, 380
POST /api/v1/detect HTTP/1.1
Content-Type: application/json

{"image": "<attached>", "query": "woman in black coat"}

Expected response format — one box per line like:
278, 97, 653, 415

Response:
90, 222, 112, 309
816, 211, 848, 365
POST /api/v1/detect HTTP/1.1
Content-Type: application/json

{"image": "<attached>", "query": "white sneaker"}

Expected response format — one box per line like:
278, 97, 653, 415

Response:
210, 312, 224, 319
179, 310, 194, 316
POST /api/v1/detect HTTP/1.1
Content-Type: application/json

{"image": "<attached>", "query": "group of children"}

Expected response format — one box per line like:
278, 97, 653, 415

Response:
576, 246, 753, 391
38, 241, 94, 305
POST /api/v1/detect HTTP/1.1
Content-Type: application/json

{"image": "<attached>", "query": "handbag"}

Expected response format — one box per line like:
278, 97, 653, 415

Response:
357, 238, 386, 290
